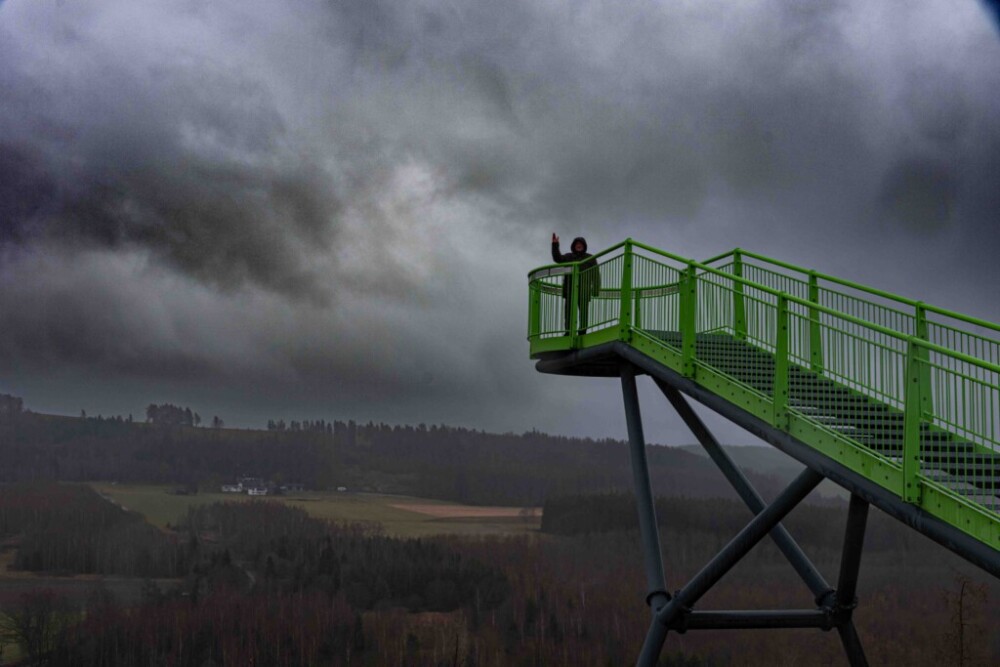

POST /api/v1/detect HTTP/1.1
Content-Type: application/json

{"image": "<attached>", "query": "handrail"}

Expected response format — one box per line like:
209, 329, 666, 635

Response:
527, 238, 1000, 553
634, 283, 680, 296
718, 249, 1000, 334
529, 240, 1000, 374
700, 248, 739, 265
914, 338, 1000, 376
635, 241, 1000, 370
527, 265, 574, 281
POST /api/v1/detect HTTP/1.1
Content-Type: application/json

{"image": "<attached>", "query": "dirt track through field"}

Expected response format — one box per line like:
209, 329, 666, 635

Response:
389, 504, 539, 519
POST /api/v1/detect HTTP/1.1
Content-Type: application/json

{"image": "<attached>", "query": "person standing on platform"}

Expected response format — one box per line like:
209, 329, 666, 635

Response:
551, 233, 600, 335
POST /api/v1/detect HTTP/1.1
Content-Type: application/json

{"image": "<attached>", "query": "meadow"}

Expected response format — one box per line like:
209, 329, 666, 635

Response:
92, 483, 542, 537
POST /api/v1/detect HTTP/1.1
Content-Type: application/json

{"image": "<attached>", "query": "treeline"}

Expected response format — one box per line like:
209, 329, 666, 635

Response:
144, 403, 225, 428
0, 393, 23, 420
0, 483, 185, 577
343, 422, 765, 505
0, 400, 793, 505
266, 418, 331, 432
541, 493, 949, 554
0, 411, 332, 489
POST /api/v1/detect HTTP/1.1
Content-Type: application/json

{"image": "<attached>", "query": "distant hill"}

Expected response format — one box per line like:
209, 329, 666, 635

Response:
0, 398, 806, 506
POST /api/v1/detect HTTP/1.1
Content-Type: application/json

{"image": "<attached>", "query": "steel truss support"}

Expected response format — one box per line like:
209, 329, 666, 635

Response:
655, 379, 835, 606
834, 494, 871, 667
621, 365, 670, 612
617, 364, 871, 667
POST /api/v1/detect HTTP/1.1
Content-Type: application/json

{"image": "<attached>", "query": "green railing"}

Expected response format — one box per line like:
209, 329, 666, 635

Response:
528, 240, 1000, 550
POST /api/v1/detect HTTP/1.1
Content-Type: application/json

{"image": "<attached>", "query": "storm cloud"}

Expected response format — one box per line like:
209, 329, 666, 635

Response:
1, 0, 998, 438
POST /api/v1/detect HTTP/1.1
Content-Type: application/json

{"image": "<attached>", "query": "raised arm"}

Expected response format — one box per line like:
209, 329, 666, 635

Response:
551, 232, 565, 263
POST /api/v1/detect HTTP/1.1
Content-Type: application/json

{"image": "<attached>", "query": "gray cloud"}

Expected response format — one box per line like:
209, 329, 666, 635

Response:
879, 156, 956, 231
0, 0, 998, 439
0, 40, 338, 300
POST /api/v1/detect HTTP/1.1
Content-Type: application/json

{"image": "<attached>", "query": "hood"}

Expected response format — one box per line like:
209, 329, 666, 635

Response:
571, 237, 588, 252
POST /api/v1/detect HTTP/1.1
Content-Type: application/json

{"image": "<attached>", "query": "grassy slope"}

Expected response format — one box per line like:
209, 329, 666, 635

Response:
92, 483, 541, 538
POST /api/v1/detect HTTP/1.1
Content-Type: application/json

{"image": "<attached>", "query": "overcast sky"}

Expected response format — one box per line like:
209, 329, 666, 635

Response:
1, 0, 998, 444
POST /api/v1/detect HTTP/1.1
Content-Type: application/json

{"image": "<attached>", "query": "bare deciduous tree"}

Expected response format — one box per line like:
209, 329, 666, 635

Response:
0, 590, 73, 664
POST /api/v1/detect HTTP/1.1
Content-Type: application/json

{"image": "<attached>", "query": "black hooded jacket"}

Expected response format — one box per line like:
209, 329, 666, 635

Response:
551, 237, 600, 300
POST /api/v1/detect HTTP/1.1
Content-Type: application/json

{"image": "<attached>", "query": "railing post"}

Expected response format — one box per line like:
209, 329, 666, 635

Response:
528, 281, 541, 340
634, 289, 643, 331
773, 294, 790, 429
680, 262, 698, 378
620, 240, 634, 342
914, 304, 933, 418
732, 250, 747, 341
569, 263, 580, 344
808, 272, 824, 374
902, 339, 923, 504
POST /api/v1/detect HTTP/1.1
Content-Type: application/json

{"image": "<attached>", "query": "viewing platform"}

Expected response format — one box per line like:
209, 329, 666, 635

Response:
528, 240, 1000, 665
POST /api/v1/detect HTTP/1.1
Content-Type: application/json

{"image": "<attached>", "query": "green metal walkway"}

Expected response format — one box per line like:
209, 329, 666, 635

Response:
528, 239, 1000, 664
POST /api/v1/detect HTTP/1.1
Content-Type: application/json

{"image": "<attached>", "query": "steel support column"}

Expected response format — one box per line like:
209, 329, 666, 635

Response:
834, 494, 871, 667
606, 354, 876, 665
637, 468, 824, 666
621, 364, 670, 612
654, 378, 835, 606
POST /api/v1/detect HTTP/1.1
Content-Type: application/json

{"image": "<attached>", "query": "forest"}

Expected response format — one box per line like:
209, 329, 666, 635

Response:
0, 484, 997, 665
1, 485, 513, 665
540, 493, 938, 553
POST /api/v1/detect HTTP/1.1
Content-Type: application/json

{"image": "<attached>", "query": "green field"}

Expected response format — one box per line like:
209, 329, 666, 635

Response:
92, 484, 541, 538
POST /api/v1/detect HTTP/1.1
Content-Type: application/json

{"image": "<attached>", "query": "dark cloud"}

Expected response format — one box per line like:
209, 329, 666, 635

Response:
0, 144, 55, 243
0, 0, 997, 439
0, 47, 342, 301
983, 1, 1000, 29
878, 156, 956, 231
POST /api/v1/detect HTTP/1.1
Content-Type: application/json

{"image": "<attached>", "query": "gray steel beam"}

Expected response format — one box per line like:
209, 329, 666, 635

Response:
654, 378, 835, 606
838, 622, 869, 667
836, 494, 870, 609
835, 494, 871, 667
637, 469, 824, 666
621, 364, 670, 612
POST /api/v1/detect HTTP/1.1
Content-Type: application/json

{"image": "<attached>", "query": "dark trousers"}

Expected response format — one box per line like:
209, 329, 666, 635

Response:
563, 296, 591, 334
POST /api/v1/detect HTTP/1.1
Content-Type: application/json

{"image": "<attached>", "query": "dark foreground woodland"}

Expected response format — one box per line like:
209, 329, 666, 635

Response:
0, 484, 997, 666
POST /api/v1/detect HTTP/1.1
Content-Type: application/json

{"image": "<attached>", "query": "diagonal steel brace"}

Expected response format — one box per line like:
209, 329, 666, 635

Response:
638, 468, 825, 665
655, 379, 835, 605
